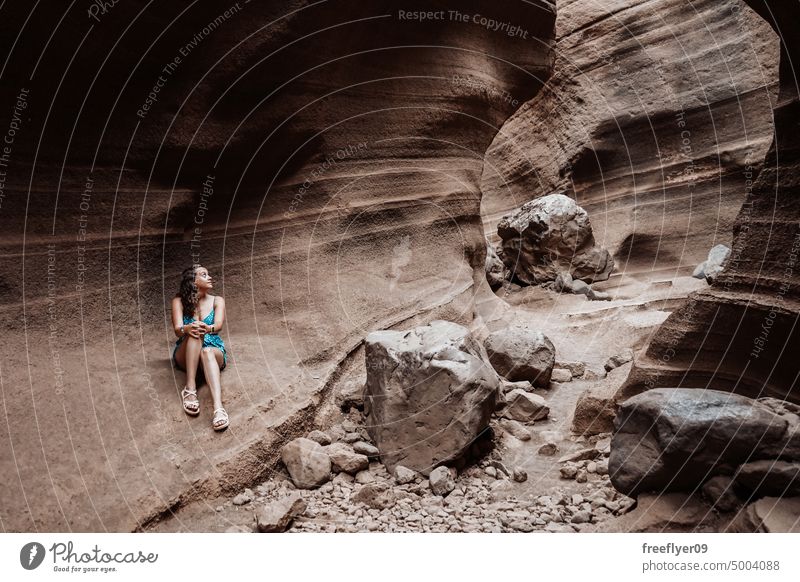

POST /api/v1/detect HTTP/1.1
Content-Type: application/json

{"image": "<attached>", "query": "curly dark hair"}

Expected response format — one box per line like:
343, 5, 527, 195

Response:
176, 265, 201, 318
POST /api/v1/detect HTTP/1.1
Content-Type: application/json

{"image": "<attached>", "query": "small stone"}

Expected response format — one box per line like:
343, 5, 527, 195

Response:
571, 494, 584, 505
306, 430, 332, 446
596, 459, 609, 475
512, 468, 528, 483
232, 488, 255, 506
502, 389, 550, 423
394, 465, 417, 485
499, 418, 532, 441
325, 442, 370, 474
586, 461, 598, 474
551, 368, 572, 383
560, 465, 578, 480
538, 442, 559, 456
571, 510, 591, 524
255, 492, 307, 533
604, 348, 634, 372
576, 469, 588, 483
501, 379, 536, 394
430, 466, 457, 496
556, 361, 586, 378
484, 466, 497, 478
490, 461, 511, 478
342, 432, 362, 443
594, 437, 612, 454
558, 448, 599, 463
352, 441, 380, 457
354, 470, 375, 484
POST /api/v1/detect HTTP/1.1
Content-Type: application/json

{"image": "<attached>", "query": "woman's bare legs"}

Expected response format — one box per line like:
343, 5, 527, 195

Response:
200, 347, 227, 429
174, 335, 204, 413
200, 347, 225, 410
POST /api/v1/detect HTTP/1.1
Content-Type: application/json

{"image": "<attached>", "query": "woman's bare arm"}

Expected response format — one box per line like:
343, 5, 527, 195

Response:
171, 297, 184, 337
210, 296, 225, 333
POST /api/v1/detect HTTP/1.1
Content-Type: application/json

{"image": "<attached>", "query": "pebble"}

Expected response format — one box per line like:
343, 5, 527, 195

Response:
538, 442, 559, 456
232, 488, 255, 506
560, 465, 578, 479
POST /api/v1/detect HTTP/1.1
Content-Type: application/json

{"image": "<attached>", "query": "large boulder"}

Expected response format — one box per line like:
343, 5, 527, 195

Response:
610, 388, 797, 497
280, 438, 332, 489
363, 320, 500, 476
484, 327, 555, 386
497, 193, 614, 284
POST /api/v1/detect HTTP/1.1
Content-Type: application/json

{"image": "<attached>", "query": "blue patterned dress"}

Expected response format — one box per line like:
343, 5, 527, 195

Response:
172, 301, 227, 371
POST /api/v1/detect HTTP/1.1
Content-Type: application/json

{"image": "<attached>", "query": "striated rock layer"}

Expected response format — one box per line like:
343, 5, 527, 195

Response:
620, 0, 800, 404
481, 0, 779, 279
0, 1, 555, 531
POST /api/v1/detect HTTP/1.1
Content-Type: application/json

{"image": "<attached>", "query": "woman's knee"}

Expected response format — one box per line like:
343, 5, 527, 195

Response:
201, 347, 217, 360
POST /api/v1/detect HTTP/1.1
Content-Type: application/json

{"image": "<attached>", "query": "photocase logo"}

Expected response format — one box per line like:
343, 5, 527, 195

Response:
20, 542, 46, 570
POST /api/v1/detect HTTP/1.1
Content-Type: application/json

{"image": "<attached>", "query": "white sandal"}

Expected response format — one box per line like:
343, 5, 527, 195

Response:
181, 387, 200, 416
212, 407, 229, 431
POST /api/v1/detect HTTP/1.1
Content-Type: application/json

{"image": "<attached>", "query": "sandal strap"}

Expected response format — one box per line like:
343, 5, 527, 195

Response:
182, 387, 198, 397
213, 408, 228, 421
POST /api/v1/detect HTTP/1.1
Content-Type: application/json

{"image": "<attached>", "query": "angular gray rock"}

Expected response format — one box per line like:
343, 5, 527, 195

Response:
255, 492, 307, 533
604, 349, 634, 372
501, 389, 549, 423
394, 465, 417, 485
692, 244, 731, 283
429, 466, 457, 496
325, 442, 369, 475
281, 437, 331, 489
497, 193, 614, 284
499, 418, 532, 441
610, 388, 792, 496
352, 441, 380, 457
363, 320, 500, 476
484, 327, 555, 386
306, 430, 332, 446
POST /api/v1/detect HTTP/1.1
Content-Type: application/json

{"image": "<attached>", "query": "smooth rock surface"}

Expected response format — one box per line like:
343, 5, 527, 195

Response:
610, 389, 791, 496
363, 320, 500, 476
281, 438, 332, 490
497, 194, 614, 284
484, 327, 555, 386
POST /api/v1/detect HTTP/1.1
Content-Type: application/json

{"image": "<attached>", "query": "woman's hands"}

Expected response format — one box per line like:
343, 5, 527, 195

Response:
186, 321, 205, 339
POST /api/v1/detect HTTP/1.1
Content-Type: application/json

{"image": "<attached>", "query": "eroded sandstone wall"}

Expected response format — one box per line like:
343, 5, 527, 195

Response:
620, 0, 800, 402
481, 0, 779, 279
0, 0, 555, 530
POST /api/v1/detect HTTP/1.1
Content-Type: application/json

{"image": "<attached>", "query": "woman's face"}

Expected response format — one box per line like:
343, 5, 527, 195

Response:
194, 266, 214, 291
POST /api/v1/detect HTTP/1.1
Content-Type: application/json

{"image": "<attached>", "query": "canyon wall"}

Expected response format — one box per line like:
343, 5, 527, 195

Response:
481, 0, 779, 280
0, 0, 555, 531
621, 0, 800, 402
